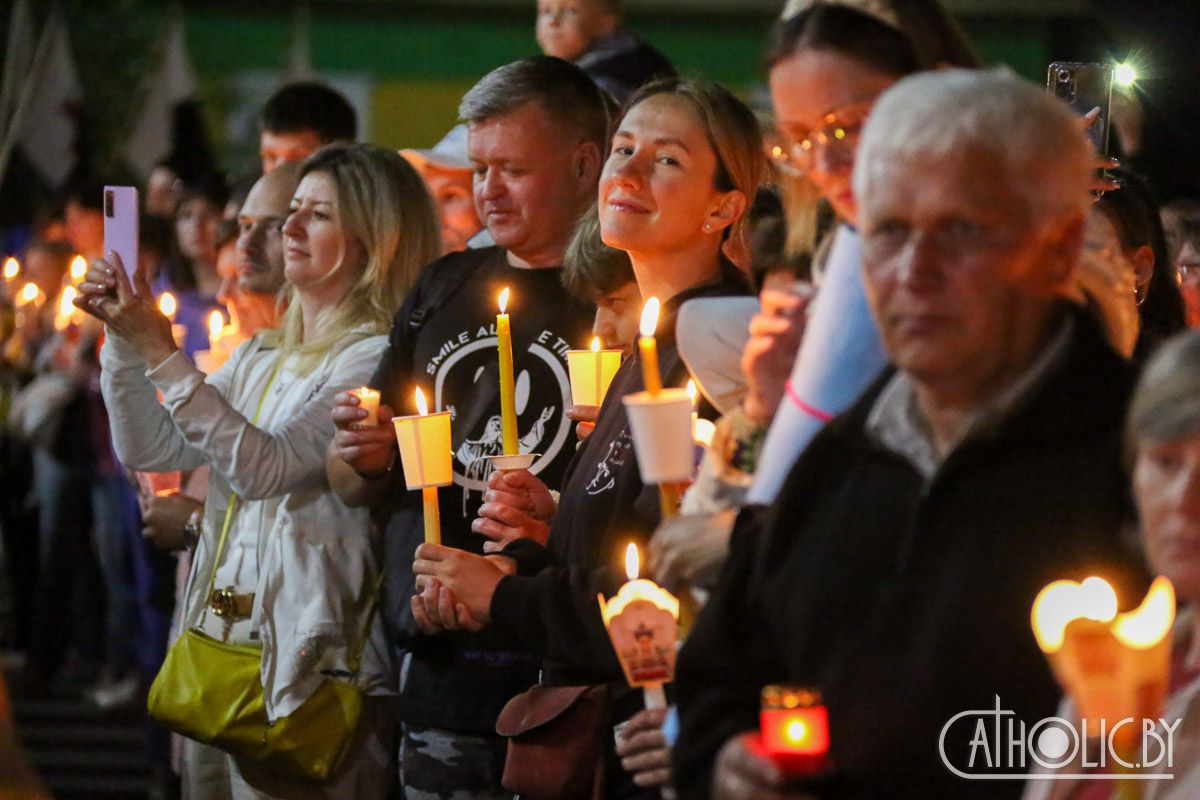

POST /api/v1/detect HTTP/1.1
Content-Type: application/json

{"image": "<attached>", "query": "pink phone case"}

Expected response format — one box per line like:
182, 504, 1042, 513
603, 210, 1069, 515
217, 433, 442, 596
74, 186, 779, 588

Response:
103, 186, 139, 278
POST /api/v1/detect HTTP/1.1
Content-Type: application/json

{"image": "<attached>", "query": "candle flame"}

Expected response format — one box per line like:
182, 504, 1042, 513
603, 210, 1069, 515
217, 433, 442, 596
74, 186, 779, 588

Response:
591, 336, 601, 352
17, 282, 39, 305
2, 257, 18, 280
785, 719, 810, 746
415, 387, 429, 416
158, 292, 177, 320
69, 255, 87, 282
687, 380, 697, 407
208, 311, 224, 339
498, 287, 510, 314
1112, 576, 1175, 649
59, 285, 78, 317
1032, 576, 1119, 654
625, 543, 639, 581
639, 297, 660, 339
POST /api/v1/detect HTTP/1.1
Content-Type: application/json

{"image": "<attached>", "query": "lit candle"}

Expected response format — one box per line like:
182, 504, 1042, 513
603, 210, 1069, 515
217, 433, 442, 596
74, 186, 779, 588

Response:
638, 298, 662, 395
496, 287, 518, 455
208, 310, 225, 348
686, 380, 716, 447
758, 686, 831, 776
69, 255, 87, 284
598, 543, 680, 711
158, 292, 177, 321
351, 386, 381, 429
158, 292, 188, 348
54, 285, 79, 330
1032, 575, 1175, 763
2, 257, 18, 282
16, 282, 40, 307
567, 336, 622, 409
393, 388, 454, 545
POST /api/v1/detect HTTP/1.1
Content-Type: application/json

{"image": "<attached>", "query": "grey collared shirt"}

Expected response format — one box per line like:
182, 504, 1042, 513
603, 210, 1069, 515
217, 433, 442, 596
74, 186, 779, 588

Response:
865, 318, 1075, 481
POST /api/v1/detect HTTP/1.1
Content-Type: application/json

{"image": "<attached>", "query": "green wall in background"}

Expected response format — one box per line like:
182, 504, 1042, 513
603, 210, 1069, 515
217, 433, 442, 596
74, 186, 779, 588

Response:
182, 6, 1056, 171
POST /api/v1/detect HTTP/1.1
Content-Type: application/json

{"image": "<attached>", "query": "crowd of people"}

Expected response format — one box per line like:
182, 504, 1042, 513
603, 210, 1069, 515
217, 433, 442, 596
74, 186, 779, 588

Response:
1, 0, 1199, 798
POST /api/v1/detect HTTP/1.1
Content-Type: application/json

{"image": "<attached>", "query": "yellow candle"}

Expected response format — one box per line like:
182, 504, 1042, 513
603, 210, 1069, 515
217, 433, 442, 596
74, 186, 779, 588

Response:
422, 486, 441, 546
638, 298, 662, 395
496, 287, 518, 455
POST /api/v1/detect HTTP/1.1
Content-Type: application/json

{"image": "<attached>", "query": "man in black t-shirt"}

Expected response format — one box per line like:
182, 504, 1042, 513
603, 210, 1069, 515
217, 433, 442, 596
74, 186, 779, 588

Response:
327, 57, 607, 798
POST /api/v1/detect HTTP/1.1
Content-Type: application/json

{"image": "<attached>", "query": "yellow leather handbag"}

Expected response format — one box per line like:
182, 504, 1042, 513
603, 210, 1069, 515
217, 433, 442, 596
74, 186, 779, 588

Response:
147, 359, 375, 783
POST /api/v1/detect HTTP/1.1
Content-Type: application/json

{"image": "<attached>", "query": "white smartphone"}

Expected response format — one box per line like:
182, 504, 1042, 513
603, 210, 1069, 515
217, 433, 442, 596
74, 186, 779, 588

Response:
103, 185, 139, 279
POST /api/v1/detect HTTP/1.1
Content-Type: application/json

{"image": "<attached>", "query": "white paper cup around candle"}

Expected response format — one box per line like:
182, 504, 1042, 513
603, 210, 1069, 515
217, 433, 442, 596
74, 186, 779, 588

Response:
567, 348, 622, 407
623, 388, 695, 484
393, 411, 453, 489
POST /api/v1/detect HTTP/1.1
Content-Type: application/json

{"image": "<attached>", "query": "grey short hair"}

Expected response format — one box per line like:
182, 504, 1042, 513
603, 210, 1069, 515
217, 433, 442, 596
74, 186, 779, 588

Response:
853, 69, 1093, 222
1128, 329, 1200, 448
458, 56, 609, 148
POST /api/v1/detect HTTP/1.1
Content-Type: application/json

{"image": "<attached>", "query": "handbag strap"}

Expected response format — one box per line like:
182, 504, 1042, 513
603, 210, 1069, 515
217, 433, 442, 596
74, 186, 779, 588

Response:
204, 356, 284, 600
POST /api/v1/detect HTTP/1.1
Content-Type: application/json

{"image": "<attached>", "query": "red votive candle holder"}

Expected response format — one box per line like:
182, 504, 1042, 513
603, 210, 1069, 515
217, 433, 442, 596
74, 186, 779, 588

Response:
757, 686, 830, 776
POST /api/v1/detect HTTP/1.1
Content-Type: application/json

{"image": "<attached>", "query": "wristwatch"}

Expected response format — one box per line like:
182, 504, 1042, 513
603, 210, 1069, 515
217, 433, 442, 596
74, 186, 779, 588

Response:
183, 509, 203, 551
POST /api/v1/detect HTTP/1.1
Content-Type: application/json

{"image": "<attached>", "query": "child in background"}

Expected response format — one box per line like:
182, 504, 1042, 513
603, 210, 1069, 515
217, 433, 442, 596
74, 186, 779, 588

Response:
535, 0, 675, 102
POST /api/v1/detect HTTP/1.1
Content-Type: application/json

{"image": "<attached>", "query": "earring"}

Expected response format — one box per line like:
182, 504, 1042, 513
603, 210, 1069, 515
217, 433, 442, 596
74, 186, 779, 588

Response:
703, 223, 712, 232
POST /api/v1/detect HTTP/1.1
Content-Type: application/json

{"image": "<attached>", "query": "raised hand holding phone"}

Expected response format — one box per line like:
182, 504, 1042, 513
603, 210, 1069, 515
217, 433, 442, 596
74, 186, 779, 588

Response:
74, 249, 176, 367
103, 186, 139, 280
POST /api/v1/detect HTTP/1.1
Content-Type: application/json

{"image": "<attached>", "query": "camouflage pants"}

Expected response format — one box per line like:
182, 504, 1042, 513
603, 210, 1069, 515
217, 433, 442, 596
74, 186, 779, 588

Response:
399, 723, 512, 800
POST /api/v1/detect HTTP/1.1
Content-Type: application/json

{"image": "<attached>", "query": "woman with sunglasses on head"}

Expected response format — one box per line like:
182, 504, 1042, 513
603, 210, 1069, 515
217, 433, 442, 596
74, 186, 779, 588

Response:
75, 143, 440, 798
411, 78, 767, 799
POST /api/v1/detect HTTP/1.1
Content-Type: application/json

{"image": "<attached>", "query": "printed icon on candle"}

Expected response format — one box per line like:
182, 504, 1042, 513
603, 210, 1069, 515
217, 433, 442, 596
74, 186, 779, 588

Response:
567, 336, 621, 409
757, 686, 831, 776
598, 543, 680, 688
350, 386, 381, 429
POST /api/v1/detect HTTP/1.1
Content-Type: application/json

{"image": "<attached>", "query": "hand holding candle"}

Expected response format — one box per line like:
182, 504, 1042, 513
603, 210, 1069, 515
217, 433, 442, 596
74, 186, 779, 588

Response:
393, 388, 453, 545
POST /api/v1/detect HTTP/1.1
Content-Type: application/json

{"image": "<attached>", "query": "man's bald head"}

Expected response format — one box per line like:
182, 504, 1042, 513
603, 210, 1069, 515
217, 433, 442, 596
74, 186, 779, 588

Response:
237, 162, 301, 295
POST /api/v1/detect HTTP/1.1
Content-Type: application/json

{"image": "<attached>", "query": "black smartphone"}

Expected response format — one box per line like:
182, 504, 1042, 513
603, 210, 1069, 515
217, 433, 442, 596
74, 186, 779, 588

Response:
1047, 62, 1114, 156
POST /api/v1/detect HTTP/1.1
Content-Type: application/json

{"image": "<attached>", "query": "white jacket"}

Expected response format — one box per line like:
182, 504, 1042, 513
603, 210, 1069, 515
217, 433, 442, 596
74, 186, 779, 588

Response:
100, 327, 392, 719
